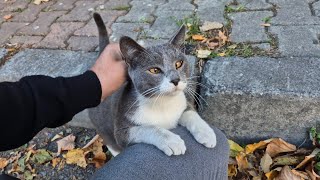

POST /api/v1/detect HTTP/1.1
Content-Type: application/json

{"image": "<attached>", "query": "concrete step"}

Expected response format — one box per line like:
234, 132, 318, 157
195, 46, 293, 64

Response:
200, 57, 320, 145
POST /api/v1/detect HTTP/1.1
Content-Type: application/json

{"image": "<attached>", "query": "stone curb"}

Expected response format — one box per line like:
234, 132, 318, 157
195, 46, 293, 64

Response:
200, 57, 320, 145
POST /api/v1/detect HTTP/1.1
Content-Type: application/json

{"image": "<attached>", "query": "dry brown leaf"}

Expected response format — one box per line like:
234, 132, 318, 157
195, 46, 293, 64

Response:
200, 21, 223, 31
52, 158, 61, 168
207, 42, 219, 49
295, 148, 320, 169
236, 152, 249, 171
228, 164, 237, 177
56, 134, 75, 155
33, 0, 49, 5
274, 166, 301, 180
245, 139, 273, 154
84, 136, 107, 168
218, 31, 228, 45
261, 153, 273, 173
266, 138, 296, 157
261, 23, 271, 27
58, 159, 65, 171
51, 132, 63, 142
63, 149, 87, 168
82, 135, 100, 149
291, 169, 310, 179
3, 14, 13, 20
192, 34, 205, 41
0, 158, 8, 169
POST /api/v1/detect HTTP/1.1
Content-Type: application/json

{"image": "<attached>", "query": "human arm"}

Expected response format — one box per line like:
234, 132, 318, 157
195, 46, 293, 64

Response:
0, 44, 126, 151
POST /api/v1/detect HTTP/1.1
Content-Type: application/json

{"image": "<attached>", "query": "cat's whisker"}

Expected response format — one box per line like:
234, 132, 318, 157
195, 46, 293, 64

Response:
187, 81, 210, 89
126, 87, 159, 113
187, 88, 208, 105
185, 76, 200, 80
152, 91, 164, 110
185, 88, 203, 111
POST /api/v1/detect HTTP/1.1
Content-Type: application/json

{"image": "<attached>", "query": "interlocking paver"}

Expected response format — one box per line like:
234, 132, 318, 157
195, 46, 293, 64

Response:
110, 23, 150, 42
34, 22, 85, 49
237, 0, 272, 10
11, 2, 54, 22
67, 36, 98, 51
18, 11, 66, 36
0, 0, 29, 12
103, 0, 131, 10
57, 1, 104, 22
116, 0, 157, 23
9, 36, 43, 48
49, 0, 77, 11
270, 25, 320, 57
0, 22, 26, 45
0, 48, 7, 64
195, 0, 231, 24
74, 10, 126, 37
229, 11, 273, 43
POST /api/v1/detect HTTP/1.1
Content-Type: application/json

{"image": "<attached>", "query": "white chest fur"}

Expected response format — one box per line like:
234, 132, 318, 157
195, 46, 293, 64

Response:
130, 92, 187, 129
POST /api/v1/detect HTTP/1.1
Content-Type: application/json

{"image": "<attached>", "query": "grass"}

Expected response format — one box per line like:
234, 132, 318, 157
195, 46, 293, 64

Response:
262, 17, 271, 23
13, 8, 23, 13
225, 5, 246, 13
111, 6, 131, 11
172, 14, 201, 35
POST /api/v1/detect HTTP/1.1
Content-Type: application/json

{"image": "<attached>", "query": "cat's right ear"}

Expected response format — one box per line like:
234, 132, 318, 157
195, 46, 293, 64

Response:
119, 36, 145, 65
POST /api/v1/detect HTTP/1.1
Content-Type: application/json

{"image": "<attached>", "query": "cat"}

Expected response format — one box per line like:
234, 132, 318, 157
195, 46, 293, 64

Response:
90, 13, 217, 156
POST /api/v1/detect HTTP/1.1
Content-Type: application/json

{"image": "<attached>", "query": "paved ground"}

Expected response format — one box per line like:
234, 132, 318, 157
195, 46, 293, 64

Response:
1, 0, 320, 179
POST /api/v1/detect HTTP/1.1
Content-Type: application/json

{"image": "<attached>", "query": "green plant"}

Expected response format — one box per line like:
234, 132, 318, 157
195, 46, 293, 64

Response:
262, 17, 271, 23
171, 14, 201, 35
112, 6, 131, 11
242, 45, 254, 57
225, 5, 245, 13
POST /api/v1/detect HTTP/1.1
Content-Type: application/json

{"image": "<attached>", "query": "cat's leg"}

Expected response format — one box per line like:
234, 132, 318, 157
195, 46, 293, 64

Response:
116, 126, 186, 156
179, 110, 217, 148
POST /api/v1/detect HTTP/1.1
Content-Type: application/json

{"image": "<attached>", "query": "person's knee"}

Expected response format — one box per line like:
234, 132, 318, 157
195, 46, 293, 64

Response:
211, 126, 230, 157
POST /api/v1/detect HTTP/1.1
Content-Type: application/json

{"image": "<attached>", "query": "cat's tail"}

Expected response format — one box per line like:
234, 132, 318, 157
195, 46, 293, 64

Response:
93, 12, 109, 55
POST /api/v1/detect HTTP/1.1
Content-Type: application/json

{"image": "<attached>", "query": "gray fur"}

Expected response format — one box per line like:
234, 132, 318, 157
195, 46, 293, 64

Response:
90, 13, 207, 155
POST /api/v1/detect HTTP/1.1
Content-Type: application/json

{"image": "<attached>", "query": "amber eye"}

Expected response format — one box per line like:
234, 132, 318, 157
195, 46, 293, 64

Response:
149, 68, 161, 74
175, 60, 183, 69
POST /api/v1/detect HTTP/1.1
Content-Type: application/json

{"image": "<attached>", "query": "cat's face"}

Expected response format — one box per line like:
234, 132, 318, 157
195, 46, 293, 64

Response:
120, 26, 190, 97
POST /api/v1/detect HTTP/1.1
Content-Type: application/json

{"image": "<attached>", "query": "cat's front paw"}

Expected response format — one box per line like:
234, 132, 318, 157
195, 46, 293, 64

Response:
158, 133, 186, 156
193, 128, 217, 148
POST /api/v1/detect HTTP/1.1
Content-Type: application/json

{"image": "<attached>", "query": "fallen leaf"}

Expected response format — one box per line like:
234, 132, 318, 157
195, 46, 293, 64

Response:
207, 42, 219, 49
51, 132, 63, 142
291, 169, 310, 179
274, 166, 301, 180
260, 153, 273, 173
31, 149, 53, 164
217, 52, 226, 57
295, 148, 320, 169
272, 155, 304, 167
196, 49, 211, 58
0, 158, 8, 169
58, 159, 65, 171
218, 31, 228, 45
63, 149, 87, 168
266, 138, 296, 157
52, 158, 61, 168
200, 21, 223, 31
236, 152, 249, 171
245, 139, 273, 154
265, 170, 280, 180
56, 134, 75, 155
227, 44, 237, 49
82, 135, 100, 149
192, 34, 205, 41
3, 14, 13, 20
24, 170, 34, 180
228, 140, 244, 157
84, 136, 107, 168
33, 0, 48, 5
228, 164, 237, 177
261, 23, 271, 27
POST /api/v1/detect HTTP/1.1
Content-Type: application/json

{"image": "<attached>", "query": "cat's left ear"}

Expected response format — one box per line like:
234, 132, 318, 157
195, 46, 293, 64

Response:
169, 25, 186, 48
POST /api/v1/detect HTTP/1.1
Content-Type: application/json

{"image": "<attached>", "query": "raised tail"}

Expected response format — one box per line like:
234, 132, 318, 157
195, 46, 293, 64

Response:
93, 12, 109, 55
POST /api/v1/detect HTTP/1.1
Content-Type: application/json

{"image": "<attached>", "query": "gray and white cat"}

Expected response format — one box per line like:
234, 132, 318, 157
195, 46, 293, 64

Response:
90, 13, 216, 156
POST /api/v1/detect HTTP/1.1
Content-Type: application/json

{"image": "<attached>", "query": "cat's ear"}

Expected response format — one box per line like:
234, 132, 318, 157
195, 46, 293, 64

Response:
169, 25, 186, 48
119, 36, 145, 64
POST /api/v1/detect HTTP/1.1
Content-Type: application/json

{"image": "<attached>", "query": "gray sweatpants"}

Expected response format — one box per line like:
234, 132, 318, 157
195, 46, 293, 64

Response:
91, 126, 229, 180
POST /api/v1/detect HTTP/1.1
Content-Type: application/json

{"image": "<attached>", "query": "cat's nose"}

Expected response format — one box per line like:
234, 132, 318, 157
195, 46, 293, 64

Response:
171, 78, 180, 86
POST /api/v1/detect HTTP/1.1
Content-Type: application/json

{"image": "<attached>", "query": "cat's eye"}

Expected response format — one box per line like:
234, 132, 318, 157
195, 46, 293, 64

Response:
149, 68, 161, 74
175, 60, 184, 69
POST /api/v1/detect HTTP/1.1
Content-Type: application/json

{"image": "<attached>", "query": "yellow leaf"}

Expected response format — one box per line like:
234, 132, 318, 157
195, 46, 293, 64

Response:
0, 158, 8, 169
192, 34, 205, 41
63, 149, 87, 168
260, 153, 273, 173
228, 164, 237, 177
196, 49, 211, 58
266, 138, 296, 157
265, 170, 280, 180
228, 140, 244, 157
217, 52, 225, 57
236, 152, 249, 171
52, 158, 61, 168
245, 138, 273, 154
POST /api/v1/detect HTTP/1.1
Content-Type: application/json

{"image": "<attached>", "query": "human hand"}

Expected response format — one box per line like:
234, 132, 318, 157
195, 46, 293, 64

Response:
91, 43, 127, 100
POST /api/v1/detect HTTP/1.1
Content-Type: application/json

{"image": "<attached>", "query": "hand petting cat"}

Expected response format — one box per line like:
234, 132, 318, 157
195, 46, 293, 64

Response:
91, 43, 127, 100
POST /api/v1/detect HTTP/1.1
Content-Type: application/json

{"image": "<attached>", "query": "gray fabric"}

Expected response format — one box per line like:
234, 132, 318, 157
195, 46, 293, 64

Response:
91, 126, 229, 180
